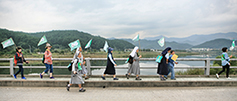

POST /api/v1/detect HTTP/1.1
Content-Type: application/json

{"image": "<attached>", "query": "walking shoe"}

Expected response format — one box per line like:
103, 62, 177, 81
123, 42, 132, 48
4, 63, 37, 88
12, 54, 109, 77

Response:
101, 76, 105, 80
171, 78, 176, 80
216, 74, 219, 79
113, 77, 119, 80
161, 78, 166, 81
85, 76, 89, 80
40, 73, 43, 79
164, 76, 168, 79
125, 74, 130, 79
79, 88, 86, 92
227, 77, 231, 79
21, 77, 26, 80
13, 74, 17, 79
135, 77, 142, 80
50, 77, 55, 79
66, 85, 70, 91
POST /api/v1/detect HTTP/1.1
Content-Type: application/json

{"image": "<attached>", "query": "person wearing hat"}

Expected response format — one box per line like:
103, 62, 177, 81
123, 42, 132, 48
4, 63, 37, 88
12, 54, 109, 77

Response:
39, 43, 54, 79
13, 46, 29, 80
101, 47, 119, 80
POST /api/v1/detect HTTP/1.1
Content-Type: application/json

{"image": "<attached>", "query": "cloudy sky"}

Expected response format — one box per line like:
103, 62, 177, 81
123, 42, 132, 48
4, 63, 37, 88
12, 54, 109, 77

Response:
0, 0, 237, 39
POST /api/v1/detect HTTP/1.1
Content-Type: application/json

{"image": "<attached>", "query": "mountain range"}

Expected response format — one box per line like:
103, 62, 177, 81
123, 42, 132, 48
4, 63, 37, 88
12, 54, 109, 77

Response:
144, 32, 237, 46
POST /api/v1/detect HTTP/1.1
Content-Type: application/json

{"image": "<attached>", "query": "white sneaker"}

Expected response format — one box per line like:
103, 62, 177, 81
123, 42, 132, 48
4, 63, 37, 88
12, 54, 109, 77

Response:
227, 77, 231, 79
216, 74, 219, 79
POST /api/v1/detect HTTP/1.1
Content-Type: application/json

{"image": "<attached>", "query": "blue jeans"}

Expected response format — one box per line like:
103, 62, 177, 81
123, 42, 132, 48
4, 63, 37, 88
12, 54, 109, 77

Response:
15, 65, 24, 77
44, 63, 53, 73
164, 63, 175, 79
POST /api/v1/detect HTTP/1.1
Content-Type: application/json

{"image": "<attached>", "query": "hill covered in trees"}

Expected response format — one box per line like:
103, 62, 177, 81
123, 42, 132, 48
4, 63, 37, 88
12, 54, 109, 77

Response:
192, 38, 235, 49
0, 28, 134, 55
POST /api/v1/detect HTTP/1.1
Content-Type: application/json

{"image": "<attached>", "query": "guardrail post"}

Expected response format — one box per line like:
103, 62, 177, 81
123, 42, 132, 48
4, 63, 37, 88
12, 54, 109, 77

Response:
10, 58, 14, 76
86, 58, 92, 76
204, 58, 210, 76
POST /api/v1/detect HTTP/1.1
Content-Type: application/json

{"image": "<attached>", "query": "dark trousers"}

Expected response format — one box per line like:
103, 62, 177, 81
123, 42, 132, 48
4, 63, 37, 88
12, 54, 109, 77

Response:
218, 64, 229, 78
15, 65, 24, 77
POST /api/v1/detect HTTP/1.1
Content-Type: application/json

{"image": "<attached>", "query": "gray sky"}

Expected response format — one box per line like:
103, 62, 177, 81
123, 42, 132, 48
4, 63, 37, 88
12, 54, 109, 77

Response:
0, 0, 237, 39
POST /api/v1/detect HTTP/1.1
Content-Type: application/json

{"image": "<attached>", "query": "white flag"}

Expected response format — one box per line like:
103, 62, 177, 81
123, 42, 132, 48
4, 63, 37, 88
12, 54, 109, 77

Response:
103, 41, 109, 52
158, 37, 165, 47
85, 39, 92, 49
132, 34, 139, 42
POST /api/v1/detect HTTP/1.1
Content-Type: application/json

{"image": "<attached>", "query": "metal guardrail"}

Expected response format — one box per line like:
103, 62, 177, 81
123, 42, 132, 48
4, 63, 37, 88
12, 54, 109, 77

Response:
0, 58, 237, 76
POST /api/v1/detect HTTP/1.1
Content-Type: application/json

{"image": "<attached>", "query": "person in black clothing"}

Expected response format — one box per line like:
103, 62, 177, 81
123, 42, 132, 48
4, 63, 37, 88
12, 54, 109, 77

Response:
157, 47, 171, 81
13, 47, 29, 80
101, 47, 119, 80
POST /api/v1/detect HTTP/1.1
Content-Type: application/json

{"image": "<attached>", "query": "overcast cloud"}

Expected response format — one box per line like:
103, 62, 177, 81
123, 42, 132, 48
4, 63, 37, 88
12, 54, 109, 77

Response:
0, 0, 237, 39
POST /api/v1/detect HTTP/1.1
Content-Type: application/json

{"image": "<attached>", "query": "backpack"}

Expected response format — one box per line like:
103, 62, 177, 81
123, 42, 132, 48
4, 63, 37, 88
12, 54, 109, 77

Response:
42, 55, 45, 63
67, 62, 73, 71
128, 55, 134, 64
14, 52, 20, 66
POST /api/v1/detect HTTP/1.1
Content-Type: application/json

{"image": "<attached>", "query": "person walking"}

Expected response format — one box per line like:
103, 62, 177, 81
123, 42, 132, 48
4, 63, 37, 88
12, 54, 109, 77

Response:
216, 47, 232, 79
157, 47, 171, 81
13, 47, 29, 80
73, 47, 89, 80
39, 43, 54, 79
126, 46, 142, 80
164, 50, 178, 80
67, 47, 86, 92
101, 47, 119, 80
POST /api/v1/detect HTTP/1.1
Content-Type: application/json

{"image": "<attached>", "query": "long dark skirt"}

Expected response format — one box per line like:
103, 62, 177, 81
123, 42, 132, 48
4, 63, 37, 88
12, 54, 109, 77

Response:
104, 59, 116, 75
157, 56, 169, 75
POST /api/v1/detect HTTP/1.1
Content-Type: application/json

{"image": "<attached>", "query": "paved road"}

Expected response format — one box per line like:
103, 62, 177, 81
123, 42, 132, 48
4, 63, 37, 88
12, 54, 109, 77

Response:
0, 87, 236, 101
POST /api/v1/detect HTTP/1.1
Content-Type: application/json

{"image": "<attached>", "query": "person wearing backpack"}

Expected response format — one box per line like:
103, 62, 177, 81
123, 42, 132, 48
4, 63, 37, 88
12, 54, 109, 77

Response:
13, 47, 29, 80
125, 46, 142, 80
67, 47, 86, 92
216, 47, 233, 79
39, 43, 54, 79
73, 47, 89, 80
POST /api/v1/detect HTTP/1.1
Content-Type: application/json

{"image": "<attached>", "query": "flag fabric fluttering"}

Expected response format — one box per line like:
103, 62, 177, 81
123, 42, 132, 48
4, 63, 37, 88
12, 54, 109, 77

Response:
103, 41, 109, 52
37, 35, 47, 46
68, 40, 81, 51
158, 37, 165, 47
132, 34, 139, 42
1, 38, 15, 48
230, 39, 235, 50
85, 39, 92, 49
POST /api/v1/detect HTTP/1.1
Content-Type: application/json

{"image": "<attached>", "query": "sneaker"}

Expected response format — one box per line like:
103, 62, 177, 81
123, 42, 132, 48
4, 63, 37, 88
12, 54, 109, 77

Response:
227, 77, 231, 79
164, 76, 168, 79
13, 74, 17, 79
85, 76, 89, 80
125, 74, 129, 79
79, 88, 86, 92
21, 77, 26, 80
113, 77, 119, 80
40, 73, 43, 79
171, 78, 176, 80
66, 85, 70, 91
50, 77, 55, 79
216, 74, 219, 79
135, 77, 142, 80
101, 76, 105, 80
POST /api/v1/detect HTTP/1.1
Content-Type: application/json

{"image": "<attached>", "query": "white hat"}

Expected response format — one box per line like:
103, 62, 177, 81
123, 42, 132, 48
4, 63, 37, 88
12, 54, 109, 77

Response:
45, 43, 52, 48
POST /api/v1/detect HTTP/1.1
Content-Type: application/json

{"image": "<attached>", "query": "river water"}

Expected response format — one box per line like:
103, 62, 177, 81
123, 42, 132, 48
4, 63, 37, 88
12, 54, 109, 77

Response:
91, 55, 211, 75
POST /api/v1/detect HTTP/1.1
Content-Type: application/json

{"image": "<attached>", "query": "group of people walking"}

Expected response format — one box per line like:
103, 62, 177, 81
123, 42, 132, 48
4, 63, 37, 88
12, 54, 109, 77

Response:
12, 43, 233, 92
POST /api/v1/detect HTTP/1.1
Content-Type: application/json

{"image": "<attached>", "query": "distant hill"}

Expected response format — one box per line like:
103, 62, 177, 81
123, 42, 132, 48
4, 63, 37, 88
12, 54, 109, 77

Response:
144, 32, 237, 45
192, 38, 236, 49
123, 39, 193, 50
0, 28, 134, 53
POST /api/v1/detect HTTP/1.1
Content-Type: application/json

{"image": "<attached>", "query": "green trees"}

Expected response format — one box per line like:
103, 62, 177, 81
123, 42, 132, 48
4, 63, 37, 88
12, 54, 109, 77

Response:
0, 28, 134, 55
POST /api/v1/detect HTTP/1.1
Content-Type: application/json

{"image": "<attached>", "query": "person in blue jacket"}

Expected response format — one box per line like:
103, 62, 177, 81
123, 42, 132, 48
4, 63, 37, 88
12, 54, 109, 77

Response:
164, 50, 178, 80
216, 47, 232, 79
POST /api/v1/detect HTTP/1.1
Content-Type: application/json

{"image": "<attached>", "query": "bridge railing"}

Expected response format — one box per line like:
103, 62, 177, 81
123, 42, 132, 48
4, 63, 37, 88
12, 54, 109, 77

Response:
0, 58, 237, 76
